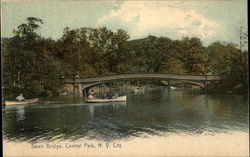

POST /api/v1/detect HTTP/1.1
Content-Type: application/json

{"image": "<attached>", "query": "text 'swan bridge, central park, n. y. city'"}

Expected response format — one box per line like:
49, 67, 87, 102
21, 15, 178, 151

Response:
61, 72, 224, 95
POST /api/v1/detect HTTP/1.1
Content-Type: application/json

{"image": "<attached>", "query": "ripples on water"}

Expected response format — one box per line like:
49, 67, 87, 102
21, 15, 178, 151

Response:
2, 89, 249, 142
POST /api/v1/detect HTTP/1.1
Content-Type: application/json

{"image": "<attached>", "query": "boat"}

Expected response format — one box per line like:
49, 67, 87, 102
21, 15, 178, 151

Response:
134, 87, 145, 93
170, 86, 177, 90
86, 96, 127, 103
4, 98, 39, 106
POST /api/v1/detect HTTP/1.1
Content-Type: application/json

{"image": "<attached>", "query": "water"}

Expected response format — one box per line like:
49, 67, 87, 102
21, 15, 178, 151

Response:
2, 88, 249, 142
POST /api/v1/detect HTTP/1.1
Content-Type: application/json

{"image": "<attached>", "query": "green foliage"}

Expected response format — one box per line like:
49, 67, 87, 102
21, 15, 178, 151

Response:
2, 17, 248, 98
14, 17, 43, 40
174, 37, 208, 74
207, 42, 248, 93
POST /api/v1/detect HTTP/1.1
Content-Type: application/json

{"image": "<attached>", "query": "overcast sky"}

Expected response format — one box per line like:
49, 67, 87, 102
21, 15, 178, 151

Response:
1, 0, 248, 46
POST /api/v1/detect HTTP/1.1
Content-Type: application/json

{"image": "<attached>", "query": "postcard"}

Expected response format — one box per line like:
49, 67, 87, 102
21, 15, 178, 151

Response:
2, 0, 249, 156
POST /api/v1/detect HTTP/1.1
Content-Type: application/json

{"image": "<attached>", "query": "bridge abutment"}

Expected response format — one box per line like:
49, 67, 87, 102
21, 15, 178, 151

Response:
203, 81, 208, 95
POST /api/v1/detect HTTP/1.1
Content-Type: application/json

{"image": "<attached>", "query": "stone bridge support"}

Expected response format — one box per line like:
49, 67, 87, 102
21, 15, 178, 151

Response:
71, 83, 83, 95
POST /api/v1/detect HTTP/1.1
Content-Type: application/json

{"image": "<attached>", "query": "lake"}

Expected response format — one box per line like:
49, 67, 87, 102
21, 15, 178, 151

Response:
2, 88, 249, 142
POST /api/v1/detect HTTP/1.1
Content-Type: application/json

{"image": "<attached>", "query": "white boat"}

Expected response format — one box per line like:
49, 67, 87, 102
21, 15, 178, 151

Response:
86, 96, 127, 103
170, 86, 177, 89
4, 98, 39, 106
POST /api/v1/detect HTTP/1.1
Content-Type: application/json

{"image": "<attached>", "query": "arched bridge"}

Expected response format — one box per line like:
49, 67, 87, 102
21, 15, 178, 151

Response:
61, 73, 223, 93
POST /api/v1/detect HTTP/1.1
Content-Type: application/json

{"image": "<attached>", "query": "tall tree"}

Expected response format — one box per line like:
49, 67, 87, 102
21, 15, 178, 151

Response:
176, 37, 208, 74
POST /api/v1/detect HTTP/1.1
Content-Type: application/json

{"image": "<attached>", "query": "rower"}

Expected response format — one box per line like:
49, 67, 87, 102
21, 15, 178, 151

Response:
87, 94, 94, 100
16, 93, 25, 101
89, 89, 95, 96
87, 89, 96, 100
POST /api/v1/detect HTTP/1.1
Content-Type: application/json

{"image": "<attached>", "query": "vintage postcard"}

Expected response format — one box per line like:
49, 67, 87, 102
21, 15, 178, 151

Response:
1, 0, 249, 156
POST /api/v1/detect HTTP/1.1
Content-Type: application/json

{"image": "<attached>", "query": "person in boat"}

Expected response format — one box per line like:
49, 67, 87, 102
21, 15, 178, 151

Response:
114, 92, 118, 98
16, 93, 25, 101
102, 93, 107, 99
107, 92, 113, 99
88, 89, 96, 98
139, 84, 145, 90
89, 89, 95, 95
87, 94, 94, 100
87, 89, 95, 100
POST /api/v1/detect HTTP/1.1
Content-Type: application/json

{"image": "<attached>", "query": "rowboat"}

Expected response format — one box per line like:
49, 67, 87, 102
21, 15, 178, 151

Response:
86, 96, 127, 103
134, 87, 145, 93
4, 98, 39, 106
170, 86, 177, 89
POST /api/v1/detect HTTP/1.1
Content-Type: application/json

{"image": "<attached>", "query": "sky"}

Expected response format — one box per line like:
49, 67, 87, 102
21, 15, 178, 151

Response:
1, 0, 248, 46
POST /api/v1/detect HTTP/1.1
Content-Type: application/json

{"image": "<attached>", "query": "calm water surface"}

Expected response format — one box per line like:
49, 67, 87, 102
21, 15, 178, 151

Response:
2, 89, 249, 142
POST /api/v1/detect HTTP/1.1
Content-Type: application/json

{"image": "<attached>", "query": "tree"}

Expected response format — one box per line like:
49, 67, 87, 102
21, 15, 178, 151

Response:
3, 17, 66, 97
176, 37, 208, 74
88, 27, 130, 74
3, 16, 248, 97
14, 17, 43, 40
235, 25, 248, 51
207, 42, 248, 93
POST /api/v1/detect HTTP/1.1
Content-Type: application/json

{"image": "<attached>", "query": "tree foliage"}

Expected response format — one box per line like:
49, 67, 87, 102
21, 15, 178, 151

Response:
2, 17, 248, 98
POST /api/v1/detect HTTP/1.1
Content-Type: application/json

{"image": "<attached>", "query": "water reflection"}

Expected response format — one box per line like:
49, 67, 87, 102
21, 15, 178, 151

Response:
2, 89, 248, 142
87, 102, 127, 119
16, 106, 25, 122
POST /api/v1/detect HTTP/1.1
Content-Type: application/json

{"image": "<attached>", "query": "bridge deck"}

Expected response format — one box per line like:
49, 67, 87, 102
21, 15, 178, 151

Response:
63, 73, 222, 84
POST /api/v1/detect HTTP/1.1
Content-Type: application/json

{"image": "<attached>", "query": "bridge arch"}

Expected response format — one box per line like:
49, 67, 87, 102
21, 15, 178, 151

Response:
83, 80, 205, 92
62, 73, 222, 94
160, 80, 205, 88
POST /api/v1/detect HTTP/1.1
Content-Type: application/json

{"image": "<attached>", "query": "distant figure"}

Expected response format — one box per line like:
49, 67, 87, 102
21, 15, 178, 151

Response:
89, 89, 95, 95
88, 89, 96, 99
16, 93, 25, 101
102, 93, 107, 99
107, 92, 113, 99
114, 93, 118, 98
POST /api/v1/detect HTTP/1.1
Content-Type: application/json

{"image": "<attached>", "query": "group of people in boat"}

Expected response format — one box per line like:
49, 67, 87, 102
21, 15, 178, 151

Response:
87, 90, 96, 100
15, 90, 119, 102
135, 87, 145, 90
87, 89, 119, 100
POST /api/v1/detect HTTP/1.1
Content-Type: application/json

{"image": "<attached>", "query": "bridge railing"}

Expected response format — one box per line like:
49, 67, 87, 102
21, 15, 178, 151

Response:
61, 73, 224, 84
66, 72, 223, 78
